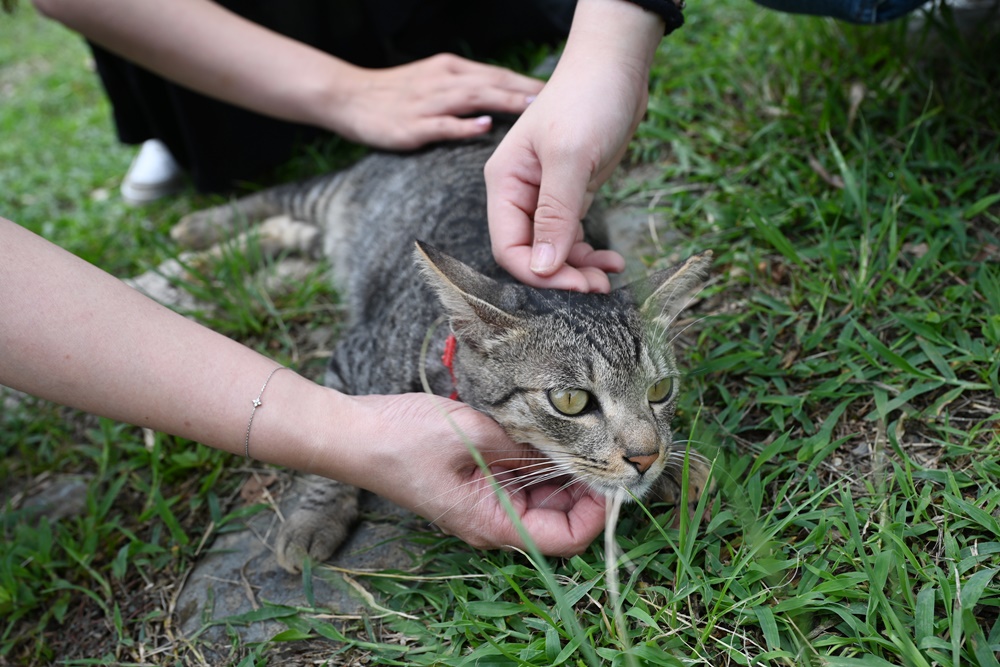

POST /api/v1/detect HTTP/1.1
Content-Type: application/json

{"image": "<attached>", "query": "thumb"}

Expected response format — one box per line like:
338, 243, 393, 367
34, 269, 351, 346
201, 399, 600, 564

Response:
529, 160, 593, 277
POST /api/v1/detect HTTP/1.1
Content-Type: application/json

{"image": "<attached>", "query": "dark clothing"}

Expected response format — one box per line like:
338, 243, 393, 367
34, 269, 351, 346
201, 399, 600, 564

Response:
90, 0, 576, 192
750, 0, 927, 23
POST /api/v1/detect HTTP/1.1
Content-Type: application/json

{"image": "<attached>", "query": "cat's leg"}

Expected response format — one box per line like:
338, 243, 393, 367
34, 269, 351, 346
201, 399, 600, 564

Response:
171, 188, 291, 250
275, 475, 360, 574
272, 305, 371, 575
198, 215, 322, 260
173, 170, 351, 250
652, 448, 714, 528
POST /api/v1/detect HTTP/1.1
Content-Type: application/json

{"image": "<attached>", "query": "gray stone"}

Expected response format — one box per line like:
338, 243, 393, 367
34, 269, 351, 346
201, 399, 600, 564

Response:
603, 198, 686, 289
3, 473, 92, 523
176, 477, 423, 651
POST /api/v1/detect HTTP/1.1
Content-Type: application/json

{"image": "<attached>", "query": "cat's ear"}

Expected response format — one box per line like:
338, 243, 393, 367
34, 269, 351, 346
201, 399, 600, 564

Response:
627, 251, 713, 329
414, 241, 521, 338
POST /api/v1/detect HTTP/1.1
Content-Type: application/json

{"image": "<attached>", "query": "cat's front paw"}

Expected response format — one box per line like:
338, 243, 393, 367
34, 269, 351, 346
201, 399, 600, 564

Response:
274, 477, 360, 574
653, 451, 714, 528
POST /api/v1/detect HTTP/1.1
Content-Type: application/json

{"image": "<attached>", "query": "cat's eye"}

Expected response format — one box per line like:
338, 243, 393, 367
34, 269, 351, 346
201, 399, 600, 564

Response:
647, 377, 675, 404
548, 388, 592, 416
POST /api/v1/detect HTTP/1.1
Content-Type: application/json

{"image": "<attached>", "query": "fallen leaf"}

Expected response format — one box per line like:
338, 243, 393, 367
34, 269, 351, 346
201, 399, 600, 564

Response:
973, 243, 999, 262
240, 472, 278, 504
808, 156, 845, 189
847, 81, 866, 130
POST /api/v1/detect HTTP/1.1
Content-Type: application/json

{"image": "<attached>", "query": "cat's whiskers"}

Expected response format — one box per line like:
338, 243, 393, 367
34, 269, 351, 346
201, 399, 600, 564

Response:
466, 452, 598, 512
493, 472, 572, 505
490, 457, 575, 495
425, 455, 575, 523
669, 438, 709, 447
524, 450, 646, 503
432, 468, 565, 524
665, 446, 710, 465
663, 458, 705, 476
533, 474, 603, 509
666, 314, 710, 348
413, 458, 564, 512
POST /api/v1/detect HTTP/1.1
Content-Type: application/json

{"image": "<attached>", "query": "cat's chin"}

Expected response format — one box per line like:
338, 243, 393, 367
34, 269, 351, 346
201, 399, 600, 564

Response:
589, 476, 658, 502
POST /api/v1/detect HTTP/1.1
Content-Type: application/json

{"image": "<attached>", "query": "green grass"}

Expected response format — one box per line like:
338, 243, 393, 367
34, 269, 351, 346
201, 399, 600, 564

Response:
2, 0, 1000, 665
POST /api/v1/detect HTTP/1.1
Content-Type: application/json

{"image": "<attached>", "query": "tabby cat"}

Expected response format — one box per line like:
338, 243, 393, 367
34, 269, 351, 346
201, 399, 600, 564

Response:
173, 124, 712, 573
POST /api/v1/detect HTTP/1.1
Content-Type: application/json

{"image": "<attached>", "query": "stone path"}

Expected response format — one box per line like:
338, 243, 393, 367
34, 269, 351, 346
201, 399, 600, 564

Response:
174, 478, 422, 653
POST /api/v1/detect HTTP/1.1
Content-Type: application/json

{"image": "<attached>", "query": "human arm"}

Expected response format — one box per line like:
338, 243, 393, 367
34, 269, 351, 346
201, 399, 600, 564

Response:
31, 0, 544, 150
486, 0, 666, 292
0, 219, 604, 555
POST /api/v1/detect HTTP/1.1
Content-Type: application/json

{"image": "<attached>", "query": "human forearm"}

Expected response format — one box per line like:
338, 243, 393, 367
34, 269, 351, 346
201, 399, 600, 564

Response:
0, 218, 342, 472
32, 0, 357, 134
32, 0, 547, 150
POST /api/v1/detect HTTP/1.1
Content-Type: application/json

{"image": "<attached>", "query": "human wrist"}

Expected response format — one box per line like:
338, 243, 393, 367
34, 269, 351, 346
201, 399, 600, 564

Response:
563, 0, 664, 79
620, 0, 685, 34
247, 371, 358, 478
297, 57, 367, 139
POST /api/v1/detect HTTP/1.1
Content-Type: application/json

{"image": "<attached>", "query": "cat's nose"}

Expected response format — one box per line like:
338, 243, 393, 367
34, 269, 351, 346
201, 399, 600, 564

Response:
625, 453, 659, 474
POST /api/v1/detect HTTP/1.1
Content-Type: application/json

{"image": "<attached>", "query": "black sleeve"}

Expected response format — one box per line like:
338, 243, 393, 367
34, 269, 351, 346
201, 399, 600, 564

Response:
621, 0, 685, 34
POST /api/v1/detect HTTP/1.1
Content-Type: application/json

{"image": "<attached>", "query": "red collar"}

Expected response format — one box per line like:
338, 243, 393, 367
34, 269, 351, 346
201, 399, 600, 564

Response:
442, 333, 459, 400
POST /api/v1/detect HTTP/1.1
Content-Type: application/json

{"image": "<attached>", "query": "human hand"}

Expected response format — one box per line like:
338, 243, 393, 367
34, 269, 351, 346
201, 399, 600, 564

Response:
484, 0, 664, 293
338, 393, 607, 557
332, 53, 545, 152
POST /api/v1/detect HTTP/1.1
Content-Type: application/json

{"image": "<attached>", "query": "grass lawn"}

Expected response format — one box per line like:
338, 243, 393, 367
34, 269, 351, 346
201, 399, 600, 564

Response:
2, 1, 999, 665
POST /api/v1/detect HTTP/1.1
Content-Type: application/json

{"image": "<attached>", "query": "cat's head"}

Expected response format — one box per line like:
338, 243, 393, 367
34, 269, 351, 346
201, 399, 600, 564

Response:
415, 241, 712, 500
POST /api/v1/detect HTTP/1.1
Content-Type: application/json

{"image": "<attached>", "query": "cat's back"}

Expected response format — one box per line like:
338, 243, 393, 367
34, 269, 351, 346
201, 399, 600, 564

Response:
326, 129, 506, 298
321, 128, 508, 396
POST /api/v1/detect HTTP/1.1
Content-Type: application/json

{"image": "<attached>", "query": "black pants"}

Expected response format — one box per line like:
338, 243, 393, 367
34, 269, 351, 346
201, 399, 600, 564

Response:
90, 0, 576, 192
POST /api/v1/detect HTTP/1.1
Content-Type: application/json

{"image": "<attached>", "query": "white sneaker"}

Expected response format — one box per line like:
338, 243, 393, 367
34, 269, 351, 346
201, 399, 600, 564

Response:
121, 139, 185, 205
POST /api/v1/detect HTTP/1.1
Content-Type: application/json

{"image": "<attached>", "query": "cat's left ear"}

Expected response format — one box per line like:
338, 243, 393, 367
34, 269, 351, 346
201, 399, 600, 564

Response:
413, 241, 521, 340
627, 251, 713, 329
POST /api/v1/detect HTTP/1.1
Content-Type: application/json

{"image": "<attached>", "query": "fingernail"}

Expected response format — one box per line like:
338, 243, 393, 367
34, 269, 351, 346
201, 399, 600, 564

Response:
475, 115, 491, 126
525, 95, 537, 104
530, 242, 555, 273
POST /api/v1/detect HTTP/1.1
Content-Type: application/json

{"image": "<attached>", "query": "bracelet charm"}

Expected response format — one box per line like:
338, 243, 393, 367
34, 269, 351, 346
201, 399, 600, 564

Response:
244, 366, 288, 460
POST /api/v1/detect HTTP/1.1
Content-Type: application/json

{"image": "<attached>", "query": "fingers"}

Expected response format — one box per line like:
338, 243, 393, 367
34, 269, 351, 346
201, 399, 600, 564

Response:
567, 244, 626, 274
488, 196, 624, 292
529, 157, 594, 278
494, 246, 613, 292
343, 55, 544, 151
417, 54, 543, 118
432, 53, 544, 98
485, 110, 624, 293
430, 83, 537, 118
496, 489, 607, 557
484, 143, 599, 291
394, 85, 537, 149
397, 115, 494, 150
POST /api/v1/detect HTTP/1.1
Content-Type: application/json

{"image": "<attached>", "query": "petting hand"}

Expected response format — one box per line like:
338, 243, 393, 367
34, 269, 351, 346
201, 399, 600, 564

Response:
484, 0, 664, 293
333, 53, 545, 151
341, 392, 607, 557
484, 56, 639, 292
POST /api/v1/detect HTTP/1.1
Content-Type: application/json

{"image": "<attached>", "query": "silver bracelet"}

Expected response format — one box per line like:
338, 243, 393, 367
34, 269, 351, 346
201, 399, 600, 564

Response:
245, 366, 288, 460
